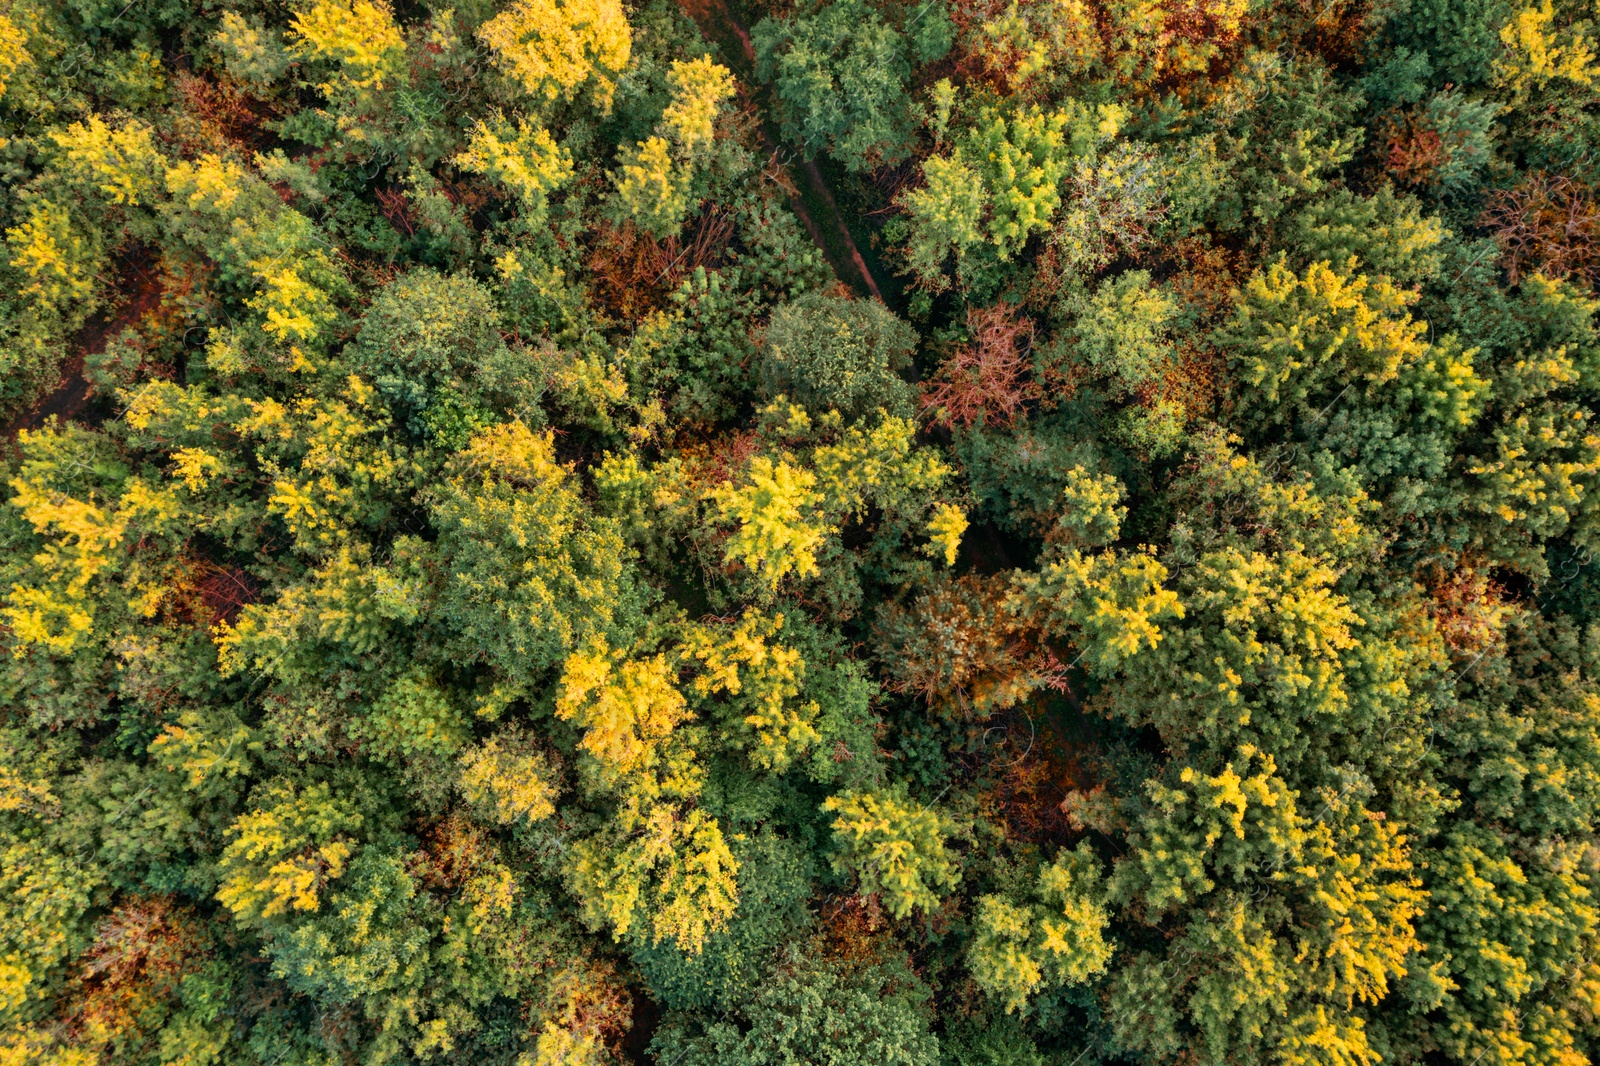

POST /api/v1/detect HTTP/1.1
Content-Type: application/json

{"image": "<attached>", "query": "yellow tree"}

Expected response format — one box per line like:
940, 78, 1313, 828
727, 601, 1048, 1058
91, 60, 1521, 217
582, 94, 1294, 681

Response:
613, 57, 736, 235
477, 0, 631, 111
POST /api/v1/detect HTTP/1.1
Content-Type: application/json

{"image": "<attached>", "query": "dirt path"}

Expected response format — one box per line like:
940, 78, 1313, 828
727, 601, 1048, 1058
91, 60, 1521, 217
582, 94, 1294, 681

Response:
3, 254, 164, 443
677, 0, 894, 306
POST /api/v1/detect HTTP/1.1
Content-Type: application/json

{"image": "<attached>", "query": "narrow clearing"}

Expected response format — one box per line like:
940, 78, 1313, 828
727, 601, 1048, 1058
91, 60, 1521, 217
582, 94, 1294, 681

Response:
674, 0, 893, 305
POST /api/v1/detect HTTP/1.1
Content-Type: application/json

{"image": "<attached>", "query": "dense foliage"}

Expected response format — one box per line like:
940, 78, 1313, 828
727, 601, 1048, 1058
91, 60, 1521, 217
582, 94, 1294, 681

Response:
3, 0, 1600, 1063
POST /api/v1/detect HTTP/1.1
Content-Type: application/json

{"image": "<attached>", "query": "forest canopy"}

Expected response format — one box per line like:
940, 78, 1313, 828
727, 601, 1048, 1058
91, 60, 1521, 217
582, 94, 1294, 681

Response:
2, 0, 1600, 1063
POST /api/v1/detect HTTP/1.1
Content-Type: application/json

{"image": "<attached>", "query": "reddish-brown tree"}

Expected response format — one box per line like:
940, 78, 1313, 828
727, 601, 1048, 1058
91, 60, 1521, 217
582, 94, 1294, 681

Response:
1483, 172, 1600, 286
920, 303, 1038, 429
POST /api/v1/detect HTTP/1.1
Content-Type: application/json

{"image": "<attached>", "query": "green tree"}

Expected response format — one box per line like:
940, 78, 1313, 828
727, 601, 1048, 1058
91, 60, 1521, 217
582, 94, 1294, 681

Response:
1397, 614, 1600, 1066
758, 291, 917, 421
651, 943, 941, 1066
429, 422, 640, 691
348, 268, 539, 438
753, 0, 920, 172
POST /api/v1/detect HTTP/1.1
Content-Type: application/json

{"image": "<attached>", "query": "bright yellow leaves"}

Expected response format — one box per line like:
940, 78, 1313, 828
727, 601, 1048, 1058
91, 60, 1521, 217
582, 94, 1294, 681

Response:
0, 14, 31, 100
1055, 466, 1128, 548
163, 152, 253, 217
812, 412, 953, 516
1495, 0, 1599, 100
1108, 747, 1423, 1061
1012, 545, 1183, 677
169, 447, 225, 492
1073, 551, 1182, 666
1150, 548, 1361, 751
823, 787, 960, 918
216, 782, 362, 925
1226, 256, 1428, 418
1136, 749, 1294, 910
600, 408, 961, 599
551, 613, 825, 951
123, 379, 252, 441
684, 609, 821, 771
642, 806, 739, 951
164, 155, 342, 357
566, 804, 738, 953
612, 57, 736, 235
557, 643, 690, 783
163, 152, 248, 229
613, 137, 685, 236
455, 728, 562, 826
707, 412, 964, 591
456, 119, 574, 218
5, 200, 100, 316
289, 0, 406, 91
431, 421, 636, 686
257, 380, 412, 552
250, 258, 336, 349
660, 57, 735, 155
3, 431, 184, 653
477, 0, 631, 110
926, 503, 969, 566
217, 544, 392, 677
48, 115, 167, 207
150, 710, 257, 792
1248, 252, 1427, 385
454, 416, 560, 486
714, 456, 830, 587
0, 839, 102, 1018
557, 610, 824, 777
553, 635, 740, 952
530, 1022, 608, 1066
1396, 335, 1490, 430
1468, 404, 1600, 547
4, 479, 122, 653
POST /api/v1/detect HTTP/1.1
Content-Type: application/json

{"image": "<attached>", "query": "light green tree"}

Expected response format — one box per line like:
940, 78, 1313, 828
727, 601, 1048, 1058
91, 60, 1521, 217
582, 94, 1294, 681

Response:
967, 843, 1113, 1012
457, 119, 574, 222
823, 786, 960, 918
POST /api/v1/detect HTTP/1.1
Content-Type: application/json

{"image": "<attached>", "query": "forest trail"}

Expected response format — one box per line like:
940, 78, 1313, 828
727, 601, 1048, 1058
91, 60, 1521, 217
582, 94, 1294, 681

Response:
2, 252, 164, 443
673, 0, 893, 306
4, 12, 896, 444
